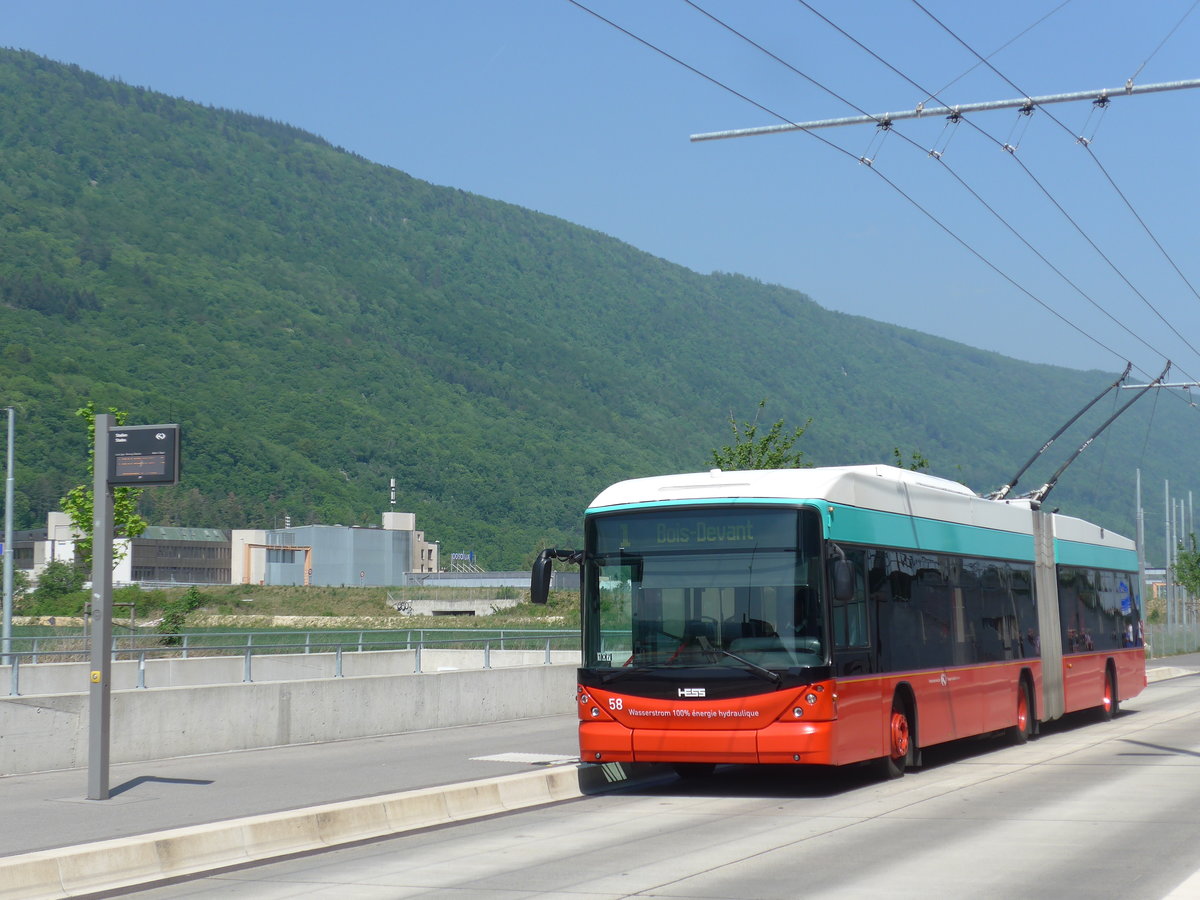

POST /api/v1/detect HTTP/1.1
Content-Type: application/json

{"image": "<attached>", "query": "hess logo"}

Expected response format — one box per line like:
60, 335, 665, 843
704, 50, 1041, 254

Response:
678, 687, 706, 698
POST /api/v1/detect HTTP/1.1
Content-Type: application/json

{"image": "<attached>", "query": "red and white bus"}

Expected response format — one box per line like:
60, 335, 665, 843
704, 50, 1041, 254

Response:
533, 465, 1146, 777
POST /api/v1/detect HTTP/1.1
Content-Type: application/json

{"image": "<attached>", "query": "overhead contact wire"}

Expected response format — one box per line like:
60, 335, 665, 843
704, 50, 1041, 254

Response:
910, 0, 1200, 323
685, 0, 1172, 378
567, 0, 1166, 374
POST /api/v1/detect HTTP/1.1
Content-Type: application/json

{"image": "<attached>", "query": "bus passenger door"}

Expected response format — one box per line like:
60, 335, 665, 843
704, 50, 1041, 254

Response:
832, 548, 880, 762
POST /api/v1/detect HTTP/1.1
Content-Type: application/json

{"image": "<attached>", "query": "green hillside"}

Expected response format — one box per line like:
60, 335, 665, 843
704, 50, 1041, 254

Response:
0, 49, 1192, 567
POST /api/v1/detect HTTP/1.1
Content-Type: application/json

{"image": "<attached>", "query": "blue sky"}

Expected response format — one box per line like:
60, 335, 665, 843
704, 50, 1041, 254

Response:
4, 0, 1199, 377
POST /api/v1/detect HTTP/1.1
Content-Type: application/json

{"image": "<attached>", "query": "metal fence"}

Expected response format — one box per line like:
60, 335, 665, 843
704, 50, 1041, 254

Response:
1145, 623, 1200, 658
2, 628, 580, 696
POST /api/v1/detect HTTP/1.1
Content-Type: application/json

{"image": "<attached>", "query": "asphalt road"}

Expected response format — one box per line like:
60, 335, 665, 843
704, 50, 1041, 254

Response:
117, 668, 1200, 899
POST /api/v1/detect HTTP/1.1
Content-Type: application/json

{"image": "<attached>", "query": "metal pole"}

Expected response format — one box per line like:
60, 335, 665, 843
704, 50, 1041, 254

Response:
1166, 481, 1173, 631
1191, 492, 1196, 626
3, 406, 13, 667
87, 413, 115, 800
1136, 469, 1146, 626
1177, 497, 1186, 646
1180, 499, 1188, 628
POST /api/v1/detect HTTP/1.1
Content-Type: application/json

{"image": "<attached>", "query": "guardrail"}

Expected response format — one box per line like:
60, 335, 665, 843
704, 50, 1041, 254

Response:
3, 628, 581, 696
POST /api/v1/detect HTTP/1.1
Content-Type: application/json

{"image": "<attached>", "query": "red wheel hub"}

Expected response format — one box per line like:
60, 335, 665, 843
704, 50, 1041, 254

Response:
889, 710, 910, 759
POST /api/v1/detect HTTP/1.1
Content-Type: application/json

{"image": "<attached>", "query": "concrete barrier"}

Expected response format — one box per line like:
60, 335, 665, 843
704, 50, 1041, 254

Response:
0, 662, 579, 776
3, 648, 581, 695
0, 761, 671, 900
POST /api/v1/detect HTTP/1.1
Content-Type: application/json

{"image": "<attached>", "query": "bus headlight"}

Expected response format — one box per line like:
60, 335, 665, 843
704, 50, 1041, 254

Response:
806, 693, 818, 705
793, 707, 804, 718
591, 707, 601, 718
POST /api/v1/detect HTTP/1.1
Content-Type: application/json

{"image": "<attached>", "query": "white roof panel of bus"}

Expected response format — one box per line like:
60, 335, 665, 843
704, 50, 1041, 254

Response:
587, 465, 1132, 549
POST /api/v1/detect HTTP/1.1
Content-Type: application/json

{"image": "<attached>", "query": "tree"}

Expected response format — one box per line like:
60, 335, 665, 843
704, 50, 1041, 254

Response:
10, 568, 29, 603
157, 585, 206, 645
30, 559, 85, 599
1172, 534, 1200, 599
892, 447, 930, 472
710, 400, 813, 470
59, 402, 148, 569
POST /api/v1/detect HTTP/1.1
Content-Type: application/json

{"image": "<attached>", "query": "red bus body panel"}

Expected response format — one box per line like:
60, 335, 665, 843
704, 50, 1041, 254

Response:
1062, 648, 1146, 713
575, 655, 1141, 768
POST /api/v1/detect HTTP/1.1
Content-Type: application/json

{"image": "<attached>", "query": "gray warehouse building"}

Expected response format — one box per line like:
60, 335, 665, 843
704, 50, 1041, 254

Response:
232, 512, 438, 588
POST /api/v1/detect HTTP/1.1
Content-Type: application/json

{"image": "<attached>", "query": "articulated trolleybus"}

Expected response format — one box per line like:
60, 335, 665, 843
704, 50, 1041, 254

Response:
532, 465, 1145, 778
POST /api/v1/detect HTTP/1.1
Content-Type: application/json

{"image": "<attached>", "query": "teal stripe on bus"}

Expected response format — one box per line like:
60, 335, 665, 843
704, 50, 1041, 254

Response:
1055, 538, 1138, 571
824, 502, 1035, 560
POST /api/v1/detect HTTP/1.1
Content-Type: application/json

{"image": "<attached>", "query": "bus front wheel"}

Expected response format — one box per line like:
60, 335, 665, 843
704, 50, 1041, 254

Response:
879, 696, 914, 779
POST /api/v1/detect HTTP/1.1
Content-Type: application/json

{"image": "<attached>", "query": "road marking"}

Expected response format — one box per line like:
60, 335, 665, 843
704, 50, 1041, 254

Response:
471, 752, 578, 765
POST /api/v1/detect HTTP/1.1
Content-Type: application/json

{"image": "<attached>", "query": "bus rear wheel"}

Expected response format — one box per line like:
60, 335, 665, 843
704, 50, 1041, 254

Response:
1098, 667, 1119, 721
879, 696, 914, 779
1007, 680, 1033, 745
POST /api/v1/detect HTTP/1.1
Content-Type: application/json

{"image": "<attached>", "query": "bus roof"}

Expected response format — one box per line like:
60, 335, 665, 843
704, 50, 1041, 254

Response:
589, 465, 975, 510
587, 465, 1134, 554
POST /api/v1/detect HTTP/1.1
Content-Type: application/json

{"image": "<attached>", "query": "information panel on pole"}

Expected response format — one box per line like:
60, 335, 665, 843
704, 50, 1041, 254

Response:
107, 424, 181, 486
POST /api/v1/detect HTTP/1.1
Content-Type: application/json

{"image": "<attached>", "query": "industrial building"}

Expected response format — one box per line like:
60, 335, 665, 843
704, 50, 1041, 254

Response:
232, 512, 438, 587
17, 510, 439, 589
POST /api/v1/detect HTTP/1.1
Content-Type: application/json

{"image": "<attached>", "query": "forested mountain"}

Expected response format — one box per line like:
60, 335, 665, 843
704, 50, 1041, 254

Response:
0, 49, 1192, 567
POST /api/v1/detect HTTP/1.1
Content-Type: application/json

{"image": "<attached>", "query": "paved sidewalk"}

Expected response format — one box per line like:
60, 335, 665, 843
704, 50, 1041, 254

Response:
1146, 650, 1200, 681
0, 713, 579, 859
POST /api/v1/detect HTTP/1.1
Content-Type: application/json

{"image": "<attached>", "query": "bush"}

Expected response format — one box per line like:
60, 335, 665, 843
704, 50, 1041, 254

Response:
157, 586, 207, 645
32, 559, 86, 599
18, 591, 87, 617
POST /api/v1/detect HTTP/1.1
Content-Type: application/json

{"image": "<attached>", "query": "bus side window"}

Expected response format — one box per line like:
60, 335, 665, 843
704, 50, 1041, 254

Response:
833, 549, 869, 649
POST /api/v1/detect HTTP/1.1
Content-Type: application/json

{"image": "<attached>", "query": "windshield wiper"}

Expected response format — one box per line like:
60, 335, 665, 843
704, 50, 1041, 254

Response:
698, 637, 782, 686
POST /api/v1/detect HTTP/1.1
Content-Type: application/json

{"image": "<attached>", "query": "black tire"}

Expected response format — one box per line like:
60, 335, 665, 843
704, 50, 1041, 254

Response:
1007, 680, 1033, 745
1098, 667, 1119, 721
672, 762, 716, 779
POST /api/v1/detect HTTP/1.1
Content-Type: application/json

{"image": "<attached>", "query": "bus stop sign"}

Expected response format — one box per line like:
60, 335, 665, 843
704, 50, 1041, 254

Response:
108, 424, 181, 486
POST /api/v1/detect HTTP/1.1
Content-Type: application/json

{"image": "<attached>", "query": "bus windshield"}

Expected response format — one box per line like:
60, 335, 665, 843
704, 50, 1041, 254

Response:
583, 507, 825, 671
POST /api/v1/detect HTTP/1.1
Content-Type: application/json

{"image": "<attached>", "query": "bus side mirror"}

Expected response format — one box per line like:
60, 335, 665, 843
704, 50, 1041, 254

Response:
832, 559, 855, 603
531, 549, 554, 605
